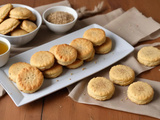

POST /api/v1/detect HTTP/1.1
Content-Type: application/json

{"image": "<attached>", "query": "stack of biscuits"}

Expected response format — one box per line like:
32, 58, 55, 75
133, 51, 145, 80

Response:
8, 28, 113, 94
0, 3, 37, 36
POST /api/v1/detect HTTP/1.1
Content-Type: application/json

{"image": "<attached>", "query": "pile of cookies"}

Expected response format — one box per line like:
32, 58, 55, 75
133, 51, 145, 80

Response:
8, 28, 112, 93
0, 3, 37, 36
87, 64, 154, 105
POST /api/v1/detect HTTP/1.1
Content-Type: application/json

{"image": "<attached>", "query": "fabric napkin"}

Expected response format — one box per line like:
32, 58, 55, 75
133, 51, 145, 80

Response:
0, 1, 160, 118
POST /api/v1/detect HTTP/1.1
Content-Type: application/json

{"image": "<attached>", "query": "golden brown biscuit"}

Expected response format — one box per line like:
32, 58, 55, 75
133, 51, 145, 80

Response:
30, 51, 55, 71
28, 12, 37, 21
109, 65, 135, 86
0, 3, 13, 23
8, 62, 31, 83
127, 81, 154, 104
43, 63, 63, 78
49, 45, 58, 55
87, 77, 115, 101
16, 66, 44, 93
85, 49, 95, 62
83, 28, 106, 46
54, 44, 77, 66
20, 20, 37, 33
137, 46, 160, 67
66, 59, 83, 69
70, 38, 94, 60
9, 7, 32, 19
10, 28, 28, 36
95, 37, 112, 54
0, 18, 20, 35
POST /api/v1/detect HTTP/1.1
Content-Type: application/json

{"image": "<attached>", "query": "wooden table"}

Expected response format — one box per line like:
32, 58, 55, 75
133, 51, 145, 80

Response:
0, 0, 160, 120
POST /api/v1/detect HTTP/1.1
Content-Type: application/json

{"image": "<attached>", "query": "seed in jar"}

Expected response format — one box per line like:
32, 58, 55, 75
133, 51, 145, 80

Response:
47, 11, 74, 24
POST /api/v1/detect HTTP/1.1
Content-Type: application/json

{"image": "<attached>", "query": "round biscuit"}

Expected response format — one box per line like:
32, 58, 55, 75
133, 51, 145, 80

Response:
54, 44, 77, 66
30, 51, 55, 71
49, 45, 58, 55
83, 28, 106, 46
20, 20, 37, 33
85, 49, 95, 62
8, 62, 31, 83
70, 38, 94, 60
43, 63, 63, 78
9, 7, 32, 19
16, 66, 44, 93
127, 81, 154, 104
66, 59, 83, 69
95, 37, 112, 54
87, 77, 115, 101
137, 46, 160, 67
109, 65, 135, 86
0, 4, 13, 23
10, 28, 28, 36
0, 18, 20, 35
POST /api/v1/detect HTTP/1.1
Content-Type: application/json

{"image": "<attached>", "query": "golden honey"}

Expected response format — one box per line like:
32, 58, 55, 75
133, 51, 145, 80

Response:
0, 41, 8, 55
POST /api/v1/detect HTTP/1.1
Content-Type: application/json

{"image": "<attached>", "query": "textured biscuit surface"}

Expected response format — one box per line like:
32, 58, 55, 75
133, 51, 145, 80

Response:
20, 20, 37, 33
127, 81, 154, 104
95, 37, 112, 54
0, 4, 13, 23
137, 46, 160, 67
70, 38, 94, 60
87, 77, 115, 101
16, 66, 44, 93
30, 51, 55, 71
43, 63, 63, 78
10, 28, 28, 36
109, 65, 135, 86
83, 28, 106, 46
0, 18, 20, 35
8, 62, 31, 83
9, 7, 32, 19
54, 44, 77, 66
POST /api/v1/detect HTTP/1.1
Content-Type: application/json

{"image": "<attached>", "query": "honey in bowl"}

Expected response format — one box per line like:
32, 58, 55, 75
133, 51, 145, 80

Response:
0, 41, 8, 55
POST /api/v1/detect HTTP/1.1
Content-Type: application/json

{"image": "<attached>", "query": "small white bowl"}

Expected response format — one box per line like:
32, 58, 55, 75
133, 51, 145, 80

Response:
42, 6, 78, 34
0, 37, 11, 67
0, 4, 42, 46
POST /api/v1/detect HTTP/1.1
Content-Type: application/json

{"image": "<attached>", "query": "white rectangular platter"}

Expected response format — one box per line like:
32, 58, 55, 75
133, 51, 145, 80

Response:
0, 24, 134, 107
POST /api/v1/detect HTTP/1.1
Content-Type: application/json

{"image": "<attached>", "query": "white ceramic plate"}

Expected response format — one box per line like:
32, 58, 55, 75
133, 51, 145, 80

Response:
0, 24, 134, 107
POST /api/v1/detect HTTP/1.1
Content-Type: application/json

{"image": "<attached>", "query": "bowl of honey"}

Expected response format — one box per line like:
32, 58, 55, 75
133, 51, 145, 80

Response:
0, 37, 11, 67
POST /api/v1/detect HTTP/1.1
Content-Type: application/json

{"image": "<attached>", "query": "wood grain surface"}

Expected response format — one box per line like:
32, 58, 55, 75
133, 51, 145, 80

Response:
0, 0, 160, 120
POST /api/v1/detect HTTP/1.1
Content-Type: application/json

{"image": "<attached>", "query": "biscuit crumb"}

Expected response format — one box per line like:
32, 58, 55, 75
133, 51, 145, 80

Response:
121, 99, 123, 101
82, 67, 86, 70
126, 97, 128, 100
56, 80, 59, 82
94, 61, 97, 64
70, 73, 73, 75
69, 78, 71, 80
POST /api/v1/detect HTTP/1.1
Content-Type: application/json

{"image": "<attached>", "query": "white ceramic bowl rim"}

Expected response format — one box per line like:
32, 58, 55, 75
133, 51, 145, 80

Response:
43, 6, 78, 26
0, 4, 42, 38
0, 37, 11, 56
